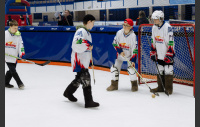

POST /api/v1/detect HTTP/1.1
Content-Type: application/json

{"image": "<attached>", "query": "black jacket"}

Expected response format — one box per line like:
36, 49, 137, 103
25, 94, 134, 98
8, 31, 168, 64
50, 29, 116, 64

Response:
67, 15, 74, 26
138, 17, 149, 25
58, 15, 74, 26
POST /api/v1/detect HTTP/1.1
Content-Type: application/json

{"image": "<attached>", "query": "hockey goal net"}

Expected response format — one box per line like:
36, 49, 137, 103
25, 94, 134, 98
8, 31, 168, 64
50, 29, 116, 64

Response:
138, 24, 195, 96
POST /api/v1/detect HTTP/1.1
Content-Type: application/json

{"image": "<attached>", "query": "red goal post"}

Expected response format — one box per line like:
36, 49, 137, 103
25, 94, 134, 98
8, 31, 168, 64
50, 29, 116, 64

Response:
138, 24, 195, 96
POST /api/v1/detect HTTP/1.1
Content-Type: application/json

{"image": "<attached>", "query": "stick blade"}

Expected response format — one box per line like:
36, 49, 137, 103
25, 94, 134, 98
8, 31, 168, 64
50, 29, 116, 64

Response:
165, 91, 170, 96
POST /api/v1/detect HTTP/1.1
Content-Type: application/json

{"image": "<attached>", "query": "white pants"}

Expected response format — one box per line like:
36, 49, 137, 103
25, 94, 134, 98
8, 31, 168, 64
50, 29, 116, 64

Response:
112, 56, 137, 81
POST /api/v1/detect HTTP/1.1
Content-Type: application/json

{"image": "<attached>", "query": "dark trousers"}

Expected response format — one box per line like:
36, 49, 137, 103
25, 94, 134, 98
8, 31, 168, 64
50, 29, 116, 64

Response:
5, 62, 23, 86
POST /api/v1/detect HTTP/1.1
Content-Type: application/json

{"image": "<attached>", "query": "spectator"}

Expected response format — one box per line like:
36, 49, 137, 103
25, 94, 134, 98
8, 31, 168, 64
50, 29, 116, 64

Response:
138, 10, 149, 25
148, 15, 153, 24
18, 15, 26, 26
58, 10, 74, 26
136, 17, 139, 25
7, 15, 13, 26
65, 10, 74, 26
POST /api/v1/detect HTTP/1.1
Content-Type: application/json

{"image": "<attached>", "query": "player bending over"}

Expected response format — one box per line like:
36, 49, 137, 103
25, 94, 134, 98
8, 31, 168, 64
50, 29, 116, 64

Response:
150, 10, 175, 94
107, 19, 138, 92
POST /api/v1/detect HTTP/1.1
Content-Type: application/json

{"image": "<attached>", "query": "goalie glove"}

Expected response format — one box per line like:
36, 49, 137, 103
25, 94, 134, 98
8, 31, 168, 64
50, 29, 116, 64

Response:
150, 51, 157, 62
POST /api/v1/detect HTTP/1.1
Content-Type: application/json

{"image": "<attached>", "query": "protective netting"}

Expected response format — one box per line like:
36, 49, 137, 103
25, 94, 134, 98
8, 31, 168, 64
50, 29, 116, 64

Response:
138, 24, 195, 86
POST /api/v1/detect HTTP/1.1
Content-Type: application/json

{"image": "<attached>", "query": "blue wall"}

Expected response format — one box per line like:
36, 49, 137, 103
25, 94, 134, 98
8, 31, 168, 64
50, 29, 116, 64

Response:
5, 25, 194, 80
5, 26, 139, 70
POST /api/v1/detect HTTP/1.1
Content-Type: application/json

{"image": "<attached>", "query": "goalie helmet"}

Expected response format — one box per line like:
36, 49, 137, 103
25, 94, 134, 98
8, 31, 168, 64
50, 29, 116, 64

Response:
152, 10, 164, 21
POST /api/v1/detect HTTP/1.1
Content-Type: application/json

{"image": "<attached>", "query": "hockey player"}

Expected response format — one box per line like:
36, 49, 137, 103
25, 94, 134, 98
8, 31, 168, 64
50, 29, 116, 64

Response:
5, 20, 25, 89
63, 14, 99, 108
107, 19, 138, 92
150, 10, 175, 94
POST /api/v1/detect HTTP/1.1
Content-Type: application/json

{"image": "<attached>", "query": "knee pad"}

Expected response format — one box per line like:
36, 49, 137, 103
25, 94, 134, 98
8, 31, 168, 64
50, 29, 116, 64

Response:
164, 65, 173, 75
127, 66, 136, 75
127, 66, 137, 81
80, 69, 91, 88
157, 64, 164, 75
110, 65, 119, 81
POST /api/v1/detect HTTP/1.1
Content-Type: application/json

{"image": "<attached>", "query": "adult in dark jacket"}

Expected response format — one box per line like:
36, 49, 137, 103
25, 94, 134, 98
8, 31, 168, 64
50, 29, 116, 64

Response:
58, 10, 74, 26
138, 11, 149, 25
65, 10, 74, 26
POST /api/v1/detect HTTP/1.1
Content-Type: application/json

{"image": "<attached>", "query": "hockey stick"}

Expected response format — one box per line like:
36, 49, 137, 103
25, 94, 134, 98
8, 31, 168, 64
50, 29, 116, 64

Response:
56, 0, 70, 26
124, 57, 159, 96
5, 53, 51, 66
56, 0, 64, 12
146, 34, 169, 96
91, 51, 95, 85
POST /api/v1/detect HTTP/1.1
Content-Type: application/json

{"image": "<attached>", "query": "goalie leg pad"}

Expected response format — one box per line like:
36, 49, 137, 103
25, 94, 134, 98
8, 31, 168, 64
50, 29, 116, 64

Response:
110, 65, 119, 81
127, 66, 137, 81
164, 65, 173, 75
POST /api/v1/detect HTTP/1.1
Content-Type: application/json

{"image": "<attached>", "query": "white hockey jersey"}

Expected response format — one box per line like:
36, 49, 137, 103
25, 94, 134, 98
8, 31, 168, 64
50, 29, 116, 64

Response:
5, 29, 25, 63
113, 29, 138, 63
71, 26, 92, 72
151, 22, 175, 60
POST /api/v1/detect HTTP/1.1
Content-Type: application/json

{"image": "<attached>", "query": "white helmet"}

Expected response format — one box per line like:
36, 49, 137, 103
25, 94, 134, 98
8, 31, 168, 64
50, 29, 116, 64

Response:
151, 10, 164, 20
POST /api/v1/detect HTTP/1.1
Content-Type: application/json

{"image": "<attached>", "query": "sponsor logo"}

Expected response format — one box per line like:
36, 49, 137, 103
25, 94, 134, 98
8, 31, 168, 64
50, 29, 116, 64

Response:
76, 31, 83, 37
155, 36, 164, 43
51, 28, 57, 30
119, 43, 130, 49
5, 41, 16, 48
100, 27, 104, 31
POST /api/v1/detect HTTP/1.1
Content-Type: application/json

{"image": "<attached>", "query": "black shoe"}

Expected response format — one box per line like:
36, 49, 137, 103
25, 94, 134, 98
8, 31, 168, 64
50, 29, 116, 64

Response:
18, 84, 25, 90
63, 83, 79, 102
85, 101, 99, 108
5, 84, 14, 88
83, 86, 99, 108
64, 93, 78, 102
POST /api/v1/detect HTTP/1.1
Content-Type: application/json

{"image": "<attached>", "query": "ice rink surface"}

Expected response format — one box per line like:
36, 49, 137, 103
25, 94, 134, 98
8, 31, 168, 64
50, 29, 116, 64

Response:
5, 63, 195, 127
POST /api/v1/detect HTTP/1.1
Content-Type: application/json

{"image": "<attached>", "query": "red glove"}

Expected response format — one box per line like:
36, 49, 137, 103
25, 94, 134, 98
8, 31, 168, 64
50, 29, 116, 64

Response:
150, 51, 157, 62
164, 52, 174, 63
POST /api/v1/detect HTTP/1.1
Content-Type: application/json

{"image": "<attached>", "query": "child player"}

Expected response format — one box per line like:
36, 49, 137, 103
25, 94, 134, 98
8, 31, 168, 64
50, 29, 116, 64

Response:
63, 14, 99, 108
107, 19, 138, 92
5, 20, 25, 89
150, 10, 175, 94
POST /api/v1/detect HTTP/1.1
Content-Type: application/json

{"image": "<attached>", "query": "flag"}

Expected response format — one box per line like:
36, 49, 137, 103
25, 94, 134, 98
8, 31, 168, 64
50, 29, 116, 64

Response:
25, 6, 30, 25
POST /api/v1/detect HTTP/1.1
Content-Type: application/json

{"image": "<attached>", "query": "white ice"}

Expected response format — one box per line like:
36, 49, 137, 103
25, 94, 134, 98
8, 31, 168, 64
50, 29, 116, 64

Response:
5, 63, 195, 127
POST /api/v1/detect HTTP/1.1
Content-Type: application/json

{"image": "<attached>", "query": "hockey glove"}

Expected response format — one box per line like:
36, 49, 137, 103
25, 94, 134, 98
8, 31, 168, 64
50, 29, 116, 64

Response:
20, 52, 25, 59
164, 44, 175, 63
150, 51, 157, 62
89, 59, 92, 67
164, 52, 174, 63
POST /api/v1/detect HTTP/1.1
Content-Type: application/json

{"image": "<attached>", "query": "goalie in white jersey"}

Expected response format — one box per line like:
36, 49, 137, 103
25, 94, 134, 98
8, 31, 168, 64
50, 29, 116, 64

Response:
150, 10, 175, 94
107, 19, 138, 92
